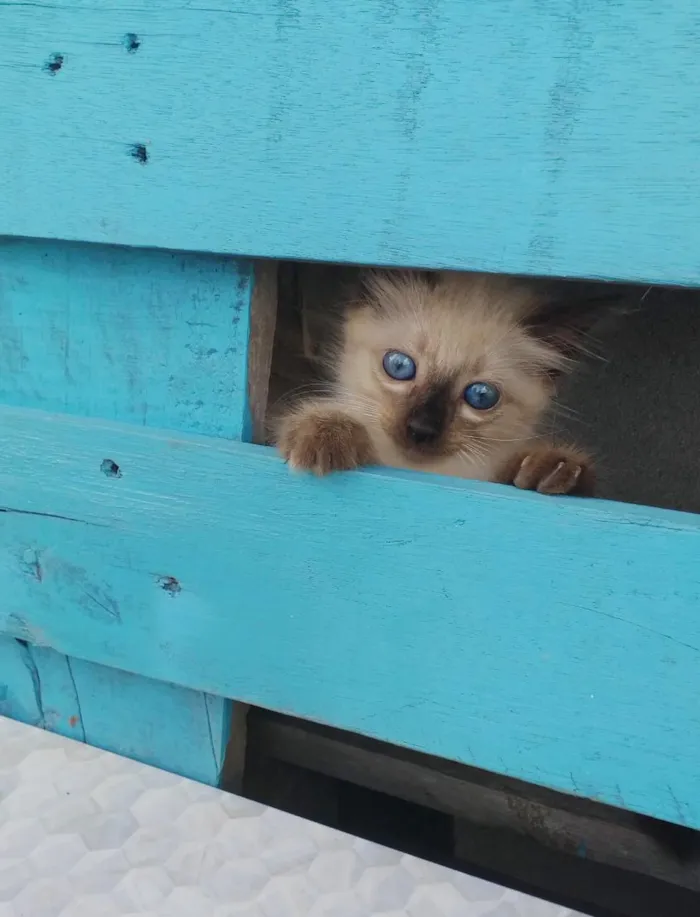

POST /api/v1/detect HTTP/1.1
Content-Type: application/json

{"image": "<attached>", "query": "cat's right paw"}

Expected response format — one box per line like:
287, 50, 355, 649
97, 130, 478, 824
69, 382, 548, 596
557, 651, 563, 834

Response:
500, 444, 595, 496
277, 408, 375, 475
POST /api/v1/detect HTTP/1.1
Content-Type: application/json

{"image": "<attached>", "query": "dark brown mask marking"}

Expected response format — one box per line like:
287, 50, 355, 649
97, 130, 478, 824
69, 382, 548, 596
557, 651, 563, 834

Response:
405, 383, 451, 448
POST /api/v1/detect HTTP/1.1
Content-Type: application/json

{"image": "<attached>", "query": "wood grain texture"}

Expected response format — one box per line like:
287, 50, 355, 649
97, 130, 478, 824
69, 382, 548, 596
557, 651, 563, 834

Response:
249, 710, 700, 890
21, 646, 85, 742
0, 238, 268, 784
0, 636, 44, 727
246, 261, 278, 444
0, 404, 698, 828
0, 637, 226, 780
0, 238, 254, 437
67, 659, 227, 779
2, 1, 700, 284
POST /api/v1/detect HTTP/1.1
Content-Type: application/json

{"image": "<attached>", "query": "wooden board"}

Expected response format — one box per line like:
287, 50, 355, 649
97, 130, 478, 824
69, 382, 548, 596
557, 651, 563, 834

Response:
0, 238, 277, 785
0, 404, 698, 828
2, 1, 700, 284
0, 238, 255, 437
247, 708, 700, 891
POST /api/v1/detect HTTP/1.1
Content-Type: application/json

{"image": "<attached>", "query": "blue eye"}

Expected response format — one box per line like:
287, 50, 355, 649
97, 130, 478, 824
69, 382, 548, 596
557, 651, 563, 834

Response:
464, 381, 500, 410
383, 350, 416, 381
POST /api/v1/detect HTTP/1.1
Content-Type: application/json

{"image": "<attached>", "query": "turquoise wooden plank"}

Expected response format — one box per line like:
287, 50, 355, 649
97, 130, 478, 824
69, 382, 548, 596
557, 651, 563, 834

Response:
1, 633, 84, 741
0, 404, 698, 828
67, 659, 226, 780
0, 639, 224, 780
2, 1, 700, 284
0, 238, 265, 784
20, 645, 85, 742
0, 636, 43, 727
0, 238, 253, 437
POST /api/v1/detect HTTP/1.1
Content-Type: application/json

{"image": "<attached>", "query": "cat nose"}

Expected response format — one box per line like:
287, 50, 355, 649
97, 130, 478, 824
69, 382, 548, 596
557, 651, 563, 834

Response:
406, 412, 441, 445
406, 385, 449, 447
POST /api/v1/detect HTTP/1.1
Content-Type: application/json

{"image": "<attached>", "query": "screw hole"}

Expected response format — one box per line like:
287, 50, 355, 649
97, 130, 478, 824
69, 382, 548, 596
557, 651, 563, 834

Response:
45, 53, 64, 75
129, 143, 148, 164
124, 32, 141, 53
158, 575, 181, 596
100, 459, 121, 478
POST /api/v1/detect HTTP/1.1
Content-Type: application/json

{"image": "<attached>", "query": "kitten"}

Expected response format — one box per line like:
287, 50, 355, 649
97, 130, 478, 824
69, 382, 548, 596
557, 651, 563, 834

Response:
276, 269, 618, 494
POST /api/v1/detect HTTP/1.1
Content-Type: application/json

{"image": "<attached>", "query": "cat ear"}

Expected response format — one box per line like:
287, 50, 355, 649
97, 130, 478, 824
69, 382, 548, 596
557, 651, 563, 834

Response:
525, 289, 631, 365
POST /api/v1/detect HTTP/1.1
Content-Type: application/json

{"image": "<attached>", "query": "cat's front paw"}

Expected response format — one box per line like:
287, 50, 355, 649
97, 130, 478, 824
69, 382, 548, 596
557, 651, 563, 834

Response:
277, 407, 375, 475
502, 445, 595, 496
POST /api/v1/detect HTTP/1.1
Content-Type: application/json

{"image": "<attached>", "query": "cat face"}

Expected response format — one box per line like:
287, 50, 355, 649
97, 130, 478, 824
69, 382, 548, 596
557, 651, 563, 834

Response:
334, 270, 602, 470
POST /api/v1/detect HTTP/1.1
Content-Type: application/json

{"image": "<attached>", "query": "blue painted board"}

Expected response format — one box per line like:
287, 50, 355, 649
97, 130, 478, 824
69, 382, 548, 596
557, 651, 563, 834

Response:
0, 637, 225, 781
0, 238, 266, 784
0, 636, 44, 727
2, 1, 700, 284
67, 659, 227, 780
0, 404, 698, 828
13, 643, 85, 742
0, 238, 253, 437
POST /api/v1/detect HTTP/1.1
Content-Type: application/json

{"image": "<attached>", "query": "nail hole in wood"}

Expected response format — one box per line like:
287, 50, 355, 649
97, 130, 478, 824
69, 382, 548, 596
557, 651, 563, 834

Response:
129, 143, 148, 164
45, 53, 64, 75
158, 575, 181, 596
100, 459, 122, 478
124, 32, 141, 53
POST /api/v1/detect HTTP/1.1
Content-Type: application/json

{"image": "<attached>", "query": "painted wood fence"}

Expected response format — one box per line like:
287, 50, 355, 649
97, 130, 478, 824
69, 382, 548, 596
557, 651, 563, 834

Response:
1, 0, 699, 829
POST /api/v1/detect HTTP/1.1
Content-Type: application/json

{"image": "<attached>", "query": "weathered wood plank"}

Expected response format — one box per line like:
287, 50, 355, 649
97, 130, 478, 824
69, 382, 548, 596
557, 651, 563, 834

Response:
0, 636, 44, 727
0, 404, 698, 827
0, 238, 256, 437
246, 261, 279, 444
21, 646, 85, 742
452, 821, 700, 917
0, 239, 277, 784
66, 659, 228, 779
220, 703, 250, 794
247, 709, 700, 890
2, 2, 700, 284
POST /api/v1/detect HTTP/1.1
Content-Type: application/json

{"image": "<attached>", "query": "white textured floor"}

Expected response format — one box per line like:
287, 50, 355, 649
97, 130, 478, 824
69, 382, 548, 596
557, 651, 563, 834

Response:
0, 716, 586, 916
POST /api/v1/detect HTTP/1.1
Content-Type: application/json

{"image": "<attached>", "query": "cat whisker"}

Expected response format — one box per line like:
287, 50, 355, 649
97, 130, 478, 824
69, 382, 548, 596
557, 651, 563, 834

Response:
549, 403, 592, 428
551, 401, 581, 418
271, 381, 334, 404
486, 436, 532, 444
457, 443, 488, 466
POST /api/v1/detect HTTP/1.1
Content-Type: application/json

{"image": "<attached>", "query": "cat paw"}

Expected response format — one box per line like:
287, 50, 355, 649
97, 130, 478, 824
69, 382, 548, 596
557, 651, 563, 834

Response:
502, 445, 594, 496
277, 407, 375, 475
